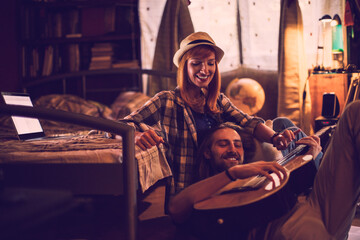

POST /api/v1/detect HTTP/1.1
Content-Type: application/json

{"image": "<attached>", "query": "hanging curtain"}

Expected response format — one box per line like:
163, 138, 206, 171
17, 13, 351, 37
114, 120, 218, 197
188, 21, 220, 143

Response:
278, 0, 313, 135
147, 0, 194, 96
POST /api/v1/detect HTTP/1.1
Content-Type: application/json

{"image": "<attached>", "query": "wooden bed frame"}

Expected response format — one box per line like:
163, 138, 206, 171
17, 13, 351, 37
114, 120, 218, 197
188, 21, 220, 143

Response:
0, 104, 137, 240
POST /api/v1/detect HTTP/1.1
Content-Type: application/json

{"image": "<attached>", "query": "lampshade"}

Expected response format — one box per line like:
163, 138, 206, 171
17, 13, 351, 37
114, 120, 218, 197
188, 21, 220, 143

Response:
319, 14, 332, 23
331, 14, 342, 26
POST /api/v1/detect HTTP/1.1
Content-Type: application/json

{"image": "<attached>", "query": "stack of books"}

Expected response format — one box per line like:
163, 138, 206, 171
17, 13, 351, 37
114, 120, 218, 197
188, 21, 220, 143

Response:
89, 43, 115, 70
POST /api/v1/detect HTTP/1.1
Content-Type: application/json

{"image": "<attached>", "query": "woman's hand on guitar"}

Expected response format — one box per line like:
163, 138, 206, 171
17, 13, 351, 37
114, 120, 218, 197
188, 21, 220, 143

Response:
296, 135, 322, 159
135, 129, 164, 150
272, 129, 301, 150
228, 161, 287, 186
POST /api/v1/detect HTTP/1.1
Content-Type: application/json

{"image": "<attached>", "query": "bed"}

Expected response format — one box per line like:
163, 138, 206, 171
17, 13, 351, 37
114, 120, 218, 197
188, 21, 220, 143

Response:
0, 89, 172, 240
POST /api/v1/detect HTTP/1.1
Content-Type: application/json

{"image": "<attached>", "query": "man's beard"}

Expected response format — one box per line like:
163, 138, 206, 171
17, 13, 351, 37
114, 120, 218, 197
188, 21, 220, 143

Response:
212, 151, 243, 173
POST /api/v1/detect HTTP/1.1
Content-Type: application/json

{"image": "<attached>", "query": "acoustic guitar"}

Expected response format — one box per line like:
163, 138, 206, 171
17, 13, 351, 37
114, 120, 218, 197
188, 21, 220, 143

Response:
189, 125, 335, 239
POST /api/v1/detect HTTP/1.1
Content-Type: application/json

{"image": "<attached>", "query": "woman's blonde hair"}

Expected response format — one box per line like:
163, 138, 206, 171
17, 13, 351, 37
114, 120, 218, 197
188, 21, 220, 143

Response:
177, 45, 221, 113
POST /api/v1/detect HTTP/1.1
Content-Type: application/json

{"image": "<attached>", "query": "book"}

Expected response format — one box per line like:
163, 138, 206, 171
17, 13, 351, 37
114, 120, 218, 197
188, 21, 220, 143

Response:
91, 55, 113, 62
104, 7, 116, 33
64, 9, 80, 36
53, 12, 62, 38
42, 45, 54, 76
112, 60, 139, 69
89, 61, 112, 70
88, 42, 118, 70
91, 50, 114, 57
67, 44, 80, 72
91, 42, 115, 52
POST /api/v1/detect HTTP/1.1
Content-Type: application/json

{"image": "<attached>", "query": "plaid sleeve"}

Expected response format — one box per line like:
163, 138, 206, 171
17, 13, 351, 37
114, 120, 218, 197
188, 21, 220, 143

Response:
123, 91, 171, 131
219, 93, 264, 134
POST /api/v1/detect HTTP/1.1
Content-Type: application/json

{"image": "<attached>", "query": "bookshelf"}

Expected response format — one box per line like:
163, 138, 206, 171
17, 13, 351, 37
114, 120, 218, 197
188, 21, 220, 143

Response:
18, 0, 141, 106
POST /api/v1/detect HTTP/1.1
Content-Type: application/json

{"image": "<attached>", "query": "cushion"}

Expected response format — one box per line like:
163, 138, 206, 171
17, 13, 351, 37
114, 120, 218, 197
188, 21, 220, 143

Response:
111, 91, 150, 119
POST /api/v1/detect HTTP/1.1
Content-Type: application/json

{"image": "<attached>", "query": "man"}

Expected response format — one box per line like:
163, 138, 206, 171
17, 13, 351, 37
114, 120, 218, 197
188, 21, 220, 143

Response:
168, 123, 320, 235
168, 101, 360, 239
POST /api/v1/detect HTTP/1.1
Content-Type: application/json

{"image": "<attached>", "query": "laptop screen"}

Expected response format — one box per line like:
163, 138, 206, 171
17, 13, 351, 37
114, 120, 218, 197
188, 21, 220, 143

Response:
1, 92, 45, 140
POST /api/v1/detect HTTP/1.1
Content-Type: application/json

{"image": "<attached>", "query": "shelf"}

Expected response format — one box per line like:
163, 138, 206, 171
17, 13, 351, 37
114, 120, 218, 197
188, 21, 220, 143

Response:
20, 2, 137, 40
21, 0, 137, 8
23, 68, 175, 88
21, 33, 140, 46
18, 0, 142, 106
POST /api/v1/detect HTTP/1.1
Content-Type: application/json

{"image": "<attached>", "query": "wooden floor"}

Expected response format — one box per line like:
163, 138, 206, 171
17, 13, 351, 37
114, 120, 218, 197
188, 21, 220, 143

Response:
6, 182, 360, 240
140, 185, 360, 238
137, 181, 177, 240
4, 181, 176, 240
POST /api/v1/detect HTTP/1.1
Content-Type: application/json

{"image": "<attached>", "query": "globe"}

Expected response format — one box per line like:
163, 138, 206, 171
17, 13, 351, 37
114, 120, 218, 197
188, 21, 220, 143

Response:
225, 78, 265, 115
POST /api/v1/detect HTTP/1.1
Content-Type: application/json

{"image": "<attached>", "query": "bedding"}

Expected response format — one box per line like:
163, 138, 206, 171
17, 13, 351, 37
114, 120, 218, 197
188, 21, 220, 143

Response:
0, 134, 123, 164
0, 94, 120, 164
0, 92, 171, 193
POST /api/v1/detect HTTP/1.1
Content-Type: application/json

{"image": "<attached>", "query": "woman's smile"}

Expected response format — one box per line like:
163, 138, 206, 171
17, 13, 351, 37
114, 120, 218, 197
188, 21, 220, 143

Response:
196, 74, 210, 81
187, 52, 216, 88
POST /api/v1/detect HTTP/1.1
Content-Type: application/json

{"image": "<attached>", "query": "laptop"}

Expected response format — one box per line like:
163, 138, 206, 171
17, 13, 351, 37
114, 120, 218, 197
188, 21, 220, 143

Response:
1, 92, 74, 141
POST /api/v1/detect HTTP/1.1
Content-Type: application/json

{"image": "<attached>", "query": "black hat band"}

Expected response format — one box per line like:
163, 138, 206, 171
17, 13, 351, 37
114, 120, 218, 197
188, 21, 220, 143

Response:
187, 39, 214, 46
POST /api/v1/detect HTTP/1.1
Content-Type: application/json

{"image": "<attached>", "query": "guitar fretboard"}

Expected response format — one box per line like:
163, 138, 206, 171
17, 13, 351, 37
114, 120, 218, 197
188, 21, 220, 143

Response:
277, 125, 335, 166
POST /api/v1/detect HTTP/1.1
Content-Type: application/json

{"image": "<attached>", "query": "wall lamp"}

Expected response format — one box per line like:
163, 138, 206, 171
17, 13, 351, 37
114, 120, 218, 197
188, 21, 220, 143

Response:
319, 14, 332, 23
331, 14, 342, 26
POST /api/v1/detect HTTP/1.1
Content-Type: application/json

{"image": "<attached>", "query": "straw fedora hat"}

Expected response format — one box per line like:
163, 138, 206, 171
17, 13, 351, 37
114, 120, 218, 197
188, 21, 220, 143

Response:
173, 32, 224, 67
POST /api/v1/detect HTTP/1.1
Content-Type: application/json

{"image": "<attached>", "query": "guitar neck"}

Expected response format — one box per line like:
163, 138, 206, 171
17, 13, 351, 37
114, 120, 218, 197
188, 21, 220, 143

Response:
314, 125, 336, 137
277, 125, 335, 166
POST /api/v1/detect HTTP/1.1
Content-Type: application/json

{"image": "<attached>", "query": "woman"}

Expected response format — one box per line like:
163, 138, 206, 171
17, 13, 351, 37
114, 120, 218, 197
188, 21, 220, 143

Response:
123, 32, 295, 196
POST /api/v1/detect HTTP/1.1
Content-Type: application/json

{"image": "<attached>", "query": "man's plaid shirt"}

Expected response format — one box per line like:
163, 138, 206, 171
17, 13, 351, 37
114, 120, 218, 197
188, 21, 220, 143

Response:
124, 88, 263, 195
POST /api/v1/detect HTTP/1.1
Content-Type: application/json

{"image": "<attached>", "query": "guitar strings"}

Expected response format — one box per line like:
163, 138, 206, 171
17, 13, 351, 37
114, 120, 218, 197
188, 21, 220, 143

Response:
276, 125, 331, 167
277, 145, 307, 166
240, 144, 307, 190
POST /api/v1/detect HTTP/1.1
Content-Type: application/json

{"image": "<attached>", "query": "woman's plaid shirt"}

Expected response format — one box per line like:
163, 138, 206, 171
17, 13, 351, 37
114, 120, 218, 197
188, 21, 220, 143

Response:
124, 88, 263, 195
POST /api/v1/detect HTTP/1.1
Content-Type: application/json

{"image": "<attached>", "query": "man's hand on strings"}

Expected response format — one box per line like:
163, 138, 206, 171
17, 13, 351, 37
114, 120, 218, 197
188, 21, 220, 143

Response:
228, 161, 287, 187
296, 135, 322, 159
272, 129, 301, 150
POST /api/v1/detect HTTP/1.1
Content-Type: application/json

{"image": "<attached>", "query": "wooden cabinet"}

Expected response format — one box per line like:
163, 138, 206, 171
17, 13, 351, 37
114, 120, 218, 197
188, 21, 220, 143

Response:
308, 73, 351, 129
18, 0, 141, 106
